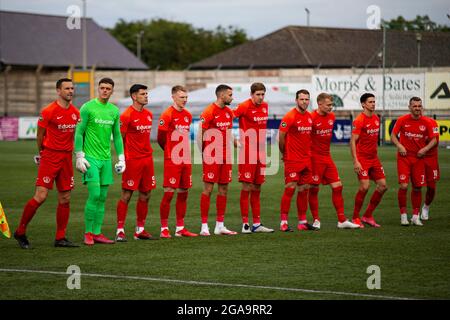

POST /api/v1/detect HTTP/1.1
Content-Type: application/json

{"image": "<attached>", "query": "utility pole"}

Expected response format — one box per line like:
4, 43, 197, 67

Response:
136, 30, 144, 60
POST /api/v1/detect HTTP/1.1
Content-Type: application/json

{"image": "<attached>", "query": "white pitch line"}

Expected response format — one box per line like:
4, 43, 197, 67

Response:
0, 268, 417, 300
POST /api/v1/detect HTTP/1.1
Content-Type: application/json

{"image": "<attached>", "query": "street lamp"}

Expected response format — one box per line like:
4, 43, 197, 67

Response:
416, 32, 422, 68
136, 30, 144, 60
305, 8, 310, 26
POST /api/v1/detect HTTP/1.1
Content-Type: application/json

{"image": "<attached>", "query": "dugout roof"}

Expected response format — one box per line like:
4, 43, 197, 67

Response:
0, 11, 148, 70
191, 26, 450, 70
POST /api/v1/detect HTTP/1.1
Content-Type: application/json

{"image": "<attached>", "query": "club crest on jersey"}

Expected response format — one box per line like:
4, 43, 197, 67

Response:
184, 116, 189, 123
312, 175, 319, 182
289, 173, 297, 178
419, 125, 426, 131
400, 174, 406, 180
43, 176, 51, 184
127, 180, 134, 187
245, 172, 251, 179
375, 120, 379, 126
147, 116, 152, 122
308, 118, 312, 124
361, 171, 368, 177
328, 120, 333, 126
159, 119, 164, 126
207, 172, 215, 179
169, 177, 176, 184
72, 113, 77, 121
262, 108, 267, 114
225, 113, 230, 119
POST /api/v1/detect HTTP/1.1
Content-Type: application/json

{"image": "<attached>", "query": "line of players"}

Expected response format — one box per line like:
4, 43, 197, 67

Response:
12, 78, 440, 248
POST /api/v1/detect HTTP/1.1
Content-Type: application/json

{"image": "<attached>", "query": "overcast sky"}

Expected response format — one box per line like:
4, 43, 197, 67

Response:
1, 0, 449, 38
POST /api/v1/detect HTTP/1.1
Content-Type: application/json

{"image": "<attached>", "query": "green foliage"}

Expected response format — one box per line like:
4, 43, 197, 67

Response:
108, 19, 249, 70
382, 15, 450, 32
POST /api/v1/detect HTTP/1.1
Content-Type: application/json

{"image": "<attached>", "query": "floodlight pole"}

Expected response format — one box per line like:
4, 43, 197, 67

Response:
382, 22, 386, 145
137, 30, 144, 60
82, 0, 87, 70
305, 8, 310, 26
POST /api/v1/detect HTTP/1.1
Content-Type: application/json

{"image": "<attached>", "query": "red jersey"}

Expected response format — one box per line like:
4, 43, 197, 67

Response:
233, 99, 268, 162
279, 108, 312, 162
392, 114, 435, 156
38, 101, 80, 152
424, 117, 439, 158
352, 113, 380, 159
200, 103, 234, 162
158, 106, 192, 162
120, 106, 153, 160
311, 110, 334, 157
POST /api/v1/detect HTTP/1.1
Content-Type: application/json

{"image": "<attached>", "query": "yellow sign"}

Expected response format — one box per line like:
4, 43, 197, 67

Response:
385, 119, 450, 142
425, 73, 450, 110
0, 202, 11, 239
72, 71, 91, 83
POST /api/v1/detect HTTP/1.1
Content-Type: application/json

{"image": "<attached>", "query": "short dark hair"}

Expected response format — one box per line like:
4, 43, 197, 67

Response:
409, 96, 422, 104
99, 77, 114, 87
215, 84, 232, 97
360, 93, 375, 103
296, 89, 310, 99
56, 78, 72, 89
172, 85, 187, 95
129, 84, 148, 96
250, 82, 266, 94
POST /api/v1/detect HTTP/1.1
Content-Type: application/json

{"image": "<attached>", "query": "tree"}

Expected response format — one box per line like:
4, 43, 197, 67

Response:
382, 15, 450, 32
108, 19, 249, 70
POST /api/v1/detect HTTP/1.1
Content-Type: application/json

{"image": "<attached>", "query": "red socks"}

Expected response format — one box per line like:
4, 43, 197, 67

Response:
398, 188, 407, 214
160, 191, 174, 228
296, 189, 308, 222
240, 190, 250, 224
353, 189, 368, 219
280, 187, 295, 221
250, 190, 261, 224
16, 198, 42, 236
176, 192, 188, 227
425, 181, 436, 206
411, 188, 422, 216
332, 186, 346, 223
309, 187, 319, 221
216, 194, 227, 222
55, 202, 70, 240
363, 190, 384, 219
136, 199, 148, 228
117, 200, 128, 229
200, 193, 210, 224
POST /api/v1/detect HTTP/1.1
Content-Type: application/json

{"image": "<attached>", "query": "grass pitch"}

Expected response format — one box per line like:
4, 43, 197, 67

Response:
0, 140, 449, 300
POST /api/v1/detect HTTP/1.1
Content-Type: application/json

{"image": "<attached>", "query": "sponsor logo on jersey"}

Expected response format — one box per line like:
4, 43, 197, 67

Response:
136, 125, 152, 131
94, 118, 114, 125
404, 132, 423, 139
253, 116, 268, 122
58, 123, 77, 130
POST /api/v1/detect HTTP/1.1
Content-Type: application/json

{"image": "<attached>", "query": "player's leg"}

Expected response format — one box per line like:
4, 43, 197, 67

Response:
214, 182, 237, 235
308, 184, 320, 228
240, 181, 252, 233
200, 181, 214, 236
250, 183, 273, 233
410, 159, 426, 226
397, 156, 411, 226
323, 160, 349, 226
92, 159, 114, 243
422, 158, 439, 220
353, 177, 369, 225
280, 161, 298, 232
133, 157, 156, 240
175, 163, 197, 237
160, 160, 180, 238
14, 186, 49, 249
116, 189, 133, 242
297, 183, 315, 231
362, 177, 387, 228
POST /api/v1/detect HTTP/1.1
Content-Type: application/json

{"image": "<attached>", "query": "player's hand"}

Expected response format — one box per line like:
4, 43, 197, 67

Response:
417, 148, 427, 158
33, 154, 41, 165
114, 154, 126, 174
397, 145, 407, 157
353, 160, 362, 174
75, 151, 90, 173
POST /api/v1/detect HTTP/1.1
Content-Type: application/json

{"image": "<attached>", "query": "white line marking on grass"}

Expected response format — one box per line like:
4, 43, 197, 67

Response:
0, 268, 417, 300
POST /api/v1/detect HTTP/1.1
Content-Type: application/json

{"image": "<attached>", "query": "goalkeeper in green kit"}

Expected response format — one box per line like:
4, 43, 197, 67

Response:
74, 78, 125, 245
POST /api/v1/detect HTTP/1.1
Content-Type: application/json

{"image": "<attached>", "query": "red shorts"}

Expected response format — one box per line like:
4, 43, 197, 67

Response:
163, 160, 192, 189
203, 163, 232, 184
238, 162, 265, 184
122, 156, 156, 192
284, 160, 312, 185
311, 156, 340, 185
357, 157, 386, 181
397, 155, 425, 187
36, 149, 74, 191
424, 156, 440, 183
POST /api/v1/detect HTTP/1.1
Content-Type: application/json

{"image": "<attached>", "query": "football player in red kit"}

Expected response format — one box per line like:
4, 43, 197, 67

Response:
14, 78, 80, 249
233, 82, 274, 233
391, 97, 437, 226
310, 93, 360, 229
116, 84, 156, 242
350, 93, 388, 228
157, 85, 198, 238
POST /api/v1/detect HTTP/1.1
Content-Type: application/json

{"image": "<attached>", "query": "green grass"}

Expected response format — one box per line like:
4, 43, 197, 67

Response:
0, 140, 449, 300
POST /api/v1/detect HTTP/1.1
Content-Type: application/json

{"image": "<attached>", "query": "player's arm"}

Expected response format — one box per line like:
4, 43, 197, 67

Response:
157, 129, 167, 150
74, 106, 90, 173
112, 114, 126, 174
418, 137, 437, 158
391, 120, 407, 156
278, 131, 286, 155
350, 133, 362, 173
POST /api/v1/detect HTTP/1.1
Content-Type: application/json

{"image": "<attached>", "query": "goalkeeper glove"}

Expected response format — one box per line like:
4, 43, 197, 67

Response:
75, 151, 90, 173
114, 154, 126, 174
